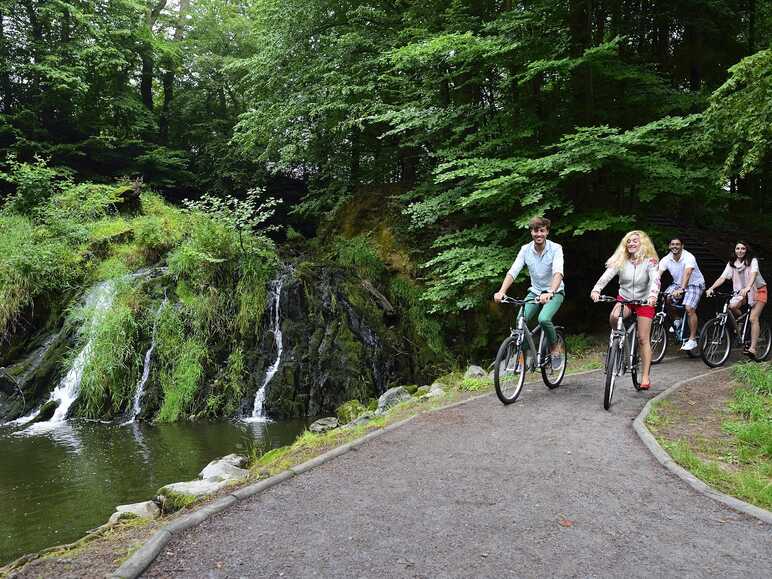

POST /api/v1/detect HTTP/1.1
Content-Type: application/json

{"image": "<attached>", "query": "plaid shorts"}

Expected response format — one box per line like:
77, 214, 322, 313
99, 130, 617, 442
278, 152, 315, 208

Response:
665, 282, 703, 310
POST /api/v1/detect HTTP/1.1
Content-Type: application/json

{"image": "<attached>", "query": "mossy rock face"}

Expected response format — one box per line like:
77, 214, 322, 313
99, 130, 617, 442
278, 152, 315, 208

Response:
415, 386, 430, 397
403, 385, 419, 395
258, 264, 421, 419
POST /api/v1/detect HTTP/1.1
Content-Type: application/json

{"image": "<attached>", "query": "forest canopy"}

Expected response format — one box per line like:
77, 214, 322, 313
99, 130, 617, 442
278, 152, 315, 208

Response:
1, 0, 770, 312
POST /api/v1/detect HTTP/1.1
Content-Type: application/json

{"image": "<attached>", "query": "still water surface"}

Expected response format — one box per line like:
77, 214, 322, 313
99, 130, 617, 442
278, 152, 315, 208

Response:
0, 418, 310, 564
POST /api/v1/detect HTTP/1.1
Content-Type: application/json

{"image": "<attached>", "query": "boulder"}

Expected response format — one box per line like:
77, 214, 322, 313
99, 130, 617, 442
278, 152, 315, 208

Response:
219, 453, 248, 468
309, 417, 339, 433
346, 411, 375, 428
159, 479, 229, 498
199, 460, 249, 482
108, 501, 160, 524
425, 384, 446, 398
377, 386, 411, 413
464, 365, 487, 379
415, 386, 430, 397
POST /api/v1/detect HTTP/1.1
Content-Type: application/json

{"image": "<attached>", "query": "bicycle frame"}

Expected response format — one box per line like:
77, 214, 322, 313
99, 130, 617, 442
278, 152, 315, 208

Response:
714, 297, 751, 345
512, 311, 548, 372
608, 310, 638, 376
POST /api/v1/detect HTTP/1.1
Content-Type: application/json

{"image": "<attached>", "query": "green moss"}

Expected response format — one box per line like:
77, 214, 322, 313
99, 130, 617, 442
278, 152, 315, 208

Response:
158, 490, 198, 513
331, 234, 386, 280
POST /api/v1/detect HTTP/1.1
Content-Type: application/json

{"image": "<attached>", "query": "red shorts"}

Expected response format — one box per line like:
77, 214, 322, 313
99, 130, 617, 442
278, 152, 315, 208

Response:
616, 295, 655, 319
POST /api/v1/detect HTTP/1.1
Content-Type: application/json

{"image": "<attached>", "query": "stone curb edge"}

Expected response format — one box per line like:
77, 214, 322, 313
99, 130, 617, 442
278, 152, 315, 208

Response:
633, 366, 772, 526
109, 363, 609, 578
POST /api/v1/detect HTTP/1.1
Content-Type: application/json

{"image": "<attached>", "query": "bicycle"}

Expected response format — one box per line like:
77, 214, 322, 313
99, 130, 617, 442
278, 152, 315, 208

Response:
650, 292, 701, 364
595, 295, 645, 410
493, 295, 567, 404
699, 291, 771, 367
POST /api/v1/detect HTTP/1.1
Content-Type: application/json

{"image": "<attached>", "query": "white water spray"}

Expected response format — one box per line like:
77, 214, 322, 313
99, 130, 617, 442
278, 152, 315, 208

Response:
246, 276, 285, 422
124, 298, 167, 425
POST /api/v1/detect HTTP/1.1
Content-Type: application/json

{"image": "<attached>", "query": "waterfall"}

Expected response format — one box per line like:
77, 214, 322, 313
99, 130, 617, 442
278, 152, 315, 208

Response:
17, 280, 117, 433
246, 274, 286, 422
49, 281, 117, 423
123, 297, 167, 425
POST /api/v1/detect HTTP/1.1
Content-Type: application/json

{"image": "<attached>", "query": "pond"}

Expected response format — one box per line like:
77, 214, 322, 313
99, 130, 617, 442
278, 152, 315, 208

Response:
0, 417, 311, 565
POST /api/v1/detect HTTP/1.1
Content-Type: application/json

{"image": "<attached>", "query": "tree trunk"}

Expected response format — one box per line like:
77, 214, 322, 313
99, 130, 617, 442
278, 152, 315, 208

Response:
0, 13, 11, 113
140, 1, 169, 112
159, 0, 189, 143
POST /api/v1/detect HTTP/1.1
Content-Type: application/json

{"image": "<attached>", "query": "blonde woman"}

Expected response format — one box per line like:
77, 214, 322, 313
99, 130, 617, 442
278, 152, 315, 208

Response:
590, 231, 660, 389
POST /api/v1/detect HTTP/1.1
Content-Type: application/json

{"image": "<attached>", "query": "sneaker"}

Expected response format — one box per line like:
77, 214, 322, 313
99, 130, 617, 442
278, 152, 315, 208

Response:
680, 339, 698, 351
551, 351, 563, 370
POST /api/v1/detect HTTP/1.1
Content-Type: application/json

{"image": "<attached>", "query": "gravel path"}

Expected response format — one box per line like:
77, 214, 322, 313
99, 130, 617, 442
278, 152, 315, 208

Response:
146, 358, 771, 578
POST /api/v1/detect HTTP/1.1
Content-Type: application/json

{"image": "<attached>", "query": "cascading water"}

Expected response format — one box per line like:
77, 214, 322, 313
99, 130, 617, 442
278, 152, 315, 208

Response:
245, 274, 286, 422
123, 297, 167, 425
16, 280, 117, 433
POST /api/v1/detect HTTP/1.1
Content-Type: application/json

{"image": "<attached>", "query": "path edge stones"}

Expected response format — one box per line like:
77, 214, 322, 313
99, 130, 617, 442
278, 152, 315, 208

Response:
110, 366, 607, 579
633, 366, 772, 525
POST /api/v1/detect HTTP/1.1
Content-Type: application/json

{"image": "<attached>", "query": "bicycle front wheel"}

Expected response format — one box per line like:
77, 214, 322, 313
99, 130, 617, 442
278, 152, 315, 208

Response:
604, 338, 621, 411
494, 335, 527, 404
541, 329, 567, 389
755, 320, 771, 361
700, 319, 731, 368
650, 319, 667, 364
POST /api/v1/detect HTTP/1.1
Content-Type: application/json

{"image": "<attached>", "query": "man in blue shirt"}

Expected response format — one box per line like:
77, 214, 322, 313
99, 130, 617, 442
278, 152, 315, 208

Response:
494, 216, 565, 368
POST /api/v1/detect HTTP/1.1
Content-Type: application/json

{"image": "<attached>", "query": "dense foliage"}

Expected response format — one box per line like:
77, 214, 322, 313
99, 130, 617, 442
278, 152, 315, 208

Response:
2, 0, 770, 331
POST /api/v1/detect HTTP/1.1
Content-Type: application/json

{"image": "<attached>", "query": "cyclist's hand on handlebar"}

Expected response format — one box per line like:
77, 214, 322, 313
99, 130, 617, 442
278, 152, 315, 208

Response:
739, 287, 750, 298
494, 291, 506, 303
590, 291, 600, 302
706, 288, 714, 297
647, 296, 657, 307
538, 292, 552, 304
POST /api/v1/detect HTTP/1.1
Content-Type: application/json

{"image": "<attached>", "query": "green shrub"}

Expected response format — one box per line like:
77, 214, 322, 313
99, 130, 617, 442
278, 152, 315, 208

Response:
0, 155, 67, 215
155, 305, 207, 422
336, 399, 366, 424
0, 214, 84, 333
565, 334, 595, 357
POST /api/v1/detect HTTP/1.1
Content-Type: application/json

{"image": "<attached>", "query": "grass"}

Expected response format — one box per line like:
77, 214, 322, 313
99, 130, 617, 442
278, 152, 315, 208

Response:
76, 284, 143, 418
649, 361, 772, 511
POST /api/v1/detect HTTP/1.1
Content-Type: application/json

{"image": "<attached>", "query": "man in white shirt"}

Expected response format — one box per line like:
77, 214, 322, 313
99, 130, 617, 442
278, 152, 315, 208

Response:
494, 216, 565, 369
658, 237, 705, 351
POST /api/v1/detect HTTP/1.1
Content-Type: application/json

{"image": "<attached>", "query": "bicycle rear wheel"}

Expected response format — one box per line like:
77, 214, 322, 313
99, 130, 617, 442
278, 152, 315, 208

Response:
541, 329, 567, 389
650, 319, 667, 364
604, 337, 621, 411
755, 320, 771, 361
699, 319, 731, 368
494, 335, 527, 404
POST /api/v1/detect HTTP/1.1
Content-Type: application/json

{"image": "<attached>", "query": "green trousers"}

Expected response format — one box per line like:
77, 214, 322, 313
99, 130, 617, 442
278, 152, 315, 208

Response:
519, 291, 564, 347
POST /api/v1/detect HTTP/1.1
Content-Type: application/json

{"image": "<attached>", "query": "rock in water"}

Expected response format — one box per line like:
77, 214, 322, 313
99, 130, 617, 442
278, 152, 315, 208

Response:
377, 386, 411, 413
309, 417, 339, 433
464, 365, 487, 379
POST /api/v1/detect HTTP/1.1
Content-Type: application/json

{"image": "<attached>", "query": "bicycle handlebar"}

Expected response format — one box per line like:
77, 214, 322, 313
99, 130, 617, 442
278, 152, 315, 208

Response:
499, 295, 540, 305
706, 290, 740, 298
593, 295, 646, 305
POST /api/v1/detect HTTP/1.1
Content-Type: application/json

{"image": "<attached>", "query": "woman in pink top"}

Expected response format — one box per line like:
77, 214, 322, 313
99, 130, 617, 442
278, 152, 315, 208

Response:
706, 241, 768, 358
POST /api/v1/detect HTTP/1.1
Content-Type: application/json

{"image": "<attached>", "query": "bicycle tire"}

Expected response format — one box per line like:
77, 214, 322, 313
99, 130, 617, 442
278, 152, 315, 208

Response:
699, 319, 731, 368
541, 329, 567, 389
494, 335, 527, 404
650, 319, 667, 364
755, 320, 771, 362
604, 337, 621, 410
